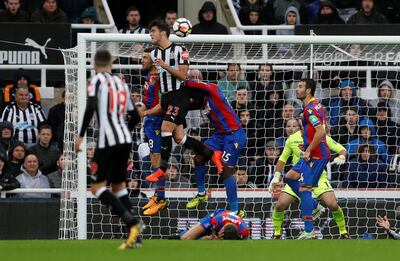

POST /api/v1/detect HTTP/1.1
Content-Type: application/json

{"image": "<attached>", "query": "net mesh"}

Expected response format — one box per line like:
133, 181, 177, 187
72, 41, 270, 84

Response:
60, 38, 400, 240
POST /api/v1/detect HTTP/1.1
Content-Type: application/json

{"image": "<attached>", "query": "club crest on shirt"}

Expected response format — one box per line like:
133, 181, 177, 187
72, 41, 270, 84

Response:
181, 50, 189, 60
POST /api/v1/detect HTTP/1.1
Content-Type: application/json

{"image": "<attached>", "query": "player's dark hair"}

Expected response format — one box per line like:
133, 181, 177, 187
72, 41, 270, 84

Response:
94, 49, 112, 68
144, 47, 154, 53
149, 19, 170, 37
222, 224, 240, 240
300, 78, 316, 96
126, 6, 139, 16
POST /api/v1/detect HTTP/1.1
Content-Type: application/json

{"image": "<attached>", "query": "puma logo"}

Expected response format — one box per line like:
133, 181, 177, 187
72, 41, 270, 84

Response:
24, 38, 52, 59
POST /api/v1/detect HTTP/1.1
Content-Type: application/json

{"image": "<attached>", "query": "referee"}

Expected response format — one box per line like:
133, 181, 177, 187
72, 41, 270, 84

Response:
75, 49, 142, 249
145, 19, 215, 183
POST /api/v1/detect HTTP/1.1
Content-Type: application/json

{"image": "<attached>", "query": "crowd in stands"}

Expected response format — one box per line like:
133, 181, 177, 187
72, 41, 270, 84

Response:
0, 0, 94, 24
234, 0, 400, 28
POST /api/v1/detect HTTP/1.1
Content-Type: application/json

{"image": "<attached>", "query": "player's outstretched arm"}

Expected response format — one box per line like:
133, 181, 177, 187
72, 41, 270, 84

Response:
377, 215, 400, 239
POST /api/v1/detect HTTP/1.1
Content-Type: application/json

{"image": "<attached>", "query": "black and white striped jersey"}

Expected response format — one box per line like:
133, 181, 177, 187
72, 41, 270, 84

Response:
87, 72, 134, 149
150, 43, 189, 94
1, 102, 46, 144
119, 25, 148, 34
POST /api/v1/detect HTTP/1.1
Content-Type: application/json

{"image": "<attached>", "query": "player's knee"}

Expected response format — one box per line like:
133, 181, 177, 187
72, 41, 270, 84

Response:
325, 200, 339, 211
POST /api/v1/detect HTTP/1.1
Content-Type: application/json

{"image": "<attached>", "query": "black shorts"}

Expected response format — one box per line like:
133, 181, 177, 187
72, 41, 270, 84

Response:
91, 143, 131, 184
160, 88, 190, 125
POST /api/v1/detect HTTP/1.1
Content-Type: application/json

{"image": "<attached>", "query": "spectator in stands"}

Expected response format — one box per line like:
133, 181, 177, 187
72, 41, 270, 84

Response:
58, 0, 92, 23
192, 1, 228, 34
165, 157, 191, 188
165, 10, 177, 34
230, 86, 255, 114
2, 69, 41, 110
374, 0, 400, 24
389, 146, 400, 180
235, 166, 256, 188
273, 102, 298, 141
316, 0, 345, 24
251, 64, 282, 110
0, 151, 20, 192
374, 102, 399, 155
47, 90, 65, 150
79, 6, 98, 24
119, 6, 148, 34
31, 0, 68, 23
264, 84, 285, 138
239, 0, 264, 24
251, 140, 281, 188
7, 141, 26, 177
238, 109, 263, 162
0, 0, 29, 22
127, 170, 147, 198
0, 121, 15, 155
277, 6, 301, 36
346, 118, 389, 163
321, 79, 370, 127
347, 0, 388, 24
217, 63, 249, 102
131, 87, 141, 103
47, 154, 63, 188
28, 125, 61, 175
369, 80, 400, 125
331, 107, 359, 145
16, 154, 50, 198
2, 87, 46, 145
345, 144, 388, 188
263, 0, 301, 25
276, 6, 300, 57
243, 5, 264, 35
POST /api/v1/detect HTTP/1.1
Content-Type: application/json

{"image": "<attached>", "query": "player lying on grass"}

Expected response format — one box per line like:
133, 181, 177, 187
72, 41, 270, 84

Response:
269, 117, 349, 239
377, 215, 400, 239
177, 209, 249, 240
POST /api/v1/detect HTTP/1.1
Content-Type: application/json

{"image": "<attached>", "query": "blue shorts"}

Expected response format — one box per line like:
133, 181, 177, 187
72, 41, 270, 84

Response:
144, 116, 163, 153
292, 158, 329, 187
204, 128, 246, 166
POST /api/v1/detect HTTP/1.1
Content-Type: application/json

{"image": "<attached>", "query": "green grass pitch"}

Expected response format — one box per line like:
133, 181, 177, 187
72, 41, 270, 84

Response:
1, 240, 398, 261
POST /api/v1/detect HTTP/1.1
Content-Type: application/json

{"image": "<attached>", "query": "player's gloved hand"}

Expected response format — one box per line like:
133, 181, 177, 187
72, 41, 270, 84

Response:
268, 171, 282, 193
331, 155, 346, 166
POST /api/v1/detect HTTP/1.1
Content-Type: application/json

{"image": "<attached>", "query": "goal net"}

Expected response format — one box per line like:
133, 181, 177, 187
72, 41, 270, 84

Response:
60, 34, 400, 240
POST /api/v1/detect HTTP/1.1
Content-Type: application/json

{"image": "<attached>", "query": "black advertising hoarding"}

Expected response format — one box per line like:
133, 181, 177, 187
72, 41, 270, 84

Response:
0, 23, 71, 82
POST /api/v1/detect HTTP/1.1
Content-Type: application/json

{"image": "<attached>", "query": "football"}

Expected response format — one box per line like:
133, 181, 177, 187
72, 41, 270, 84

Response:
173, 18, 192, 37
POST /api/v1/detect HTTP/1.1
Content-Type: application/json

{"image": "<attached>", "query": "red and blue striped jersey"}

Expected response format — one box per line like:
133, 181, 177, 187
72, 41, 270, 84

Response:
302, 98, 330, 159
185, 80, 241, 134
143, 73, 160, 109
209, 209, 249, 239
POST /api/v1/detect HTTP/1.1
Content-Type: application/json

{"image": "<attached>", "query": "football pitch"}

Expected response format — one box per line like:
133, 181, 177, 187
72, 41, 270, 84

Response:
1, 240, 398, 261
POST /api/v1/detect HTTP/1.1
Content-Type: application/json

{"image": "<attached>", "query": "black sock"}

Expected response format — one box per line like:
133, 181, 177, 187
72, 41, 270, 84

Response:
184, 136, 213, 159
98, 189, 137, 227
160, 135, 173, 171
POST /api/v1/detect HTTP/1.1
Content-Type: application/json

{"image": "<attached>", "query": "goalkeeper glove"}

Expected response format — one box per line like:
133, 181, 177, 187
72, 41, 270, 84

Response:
268, 171, 282, 193
331, 155, 346, 166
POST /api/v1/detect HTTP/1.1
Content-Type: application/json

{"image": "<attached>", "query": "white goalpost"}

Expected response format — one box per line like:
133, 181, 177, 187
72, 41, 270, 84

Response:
60, 33, 400, 240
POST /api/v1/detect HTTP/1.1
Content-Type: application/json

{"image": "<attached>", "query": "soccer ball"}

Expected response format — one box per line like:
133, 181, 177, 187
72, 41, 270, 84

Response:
173, 18, 192, 37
